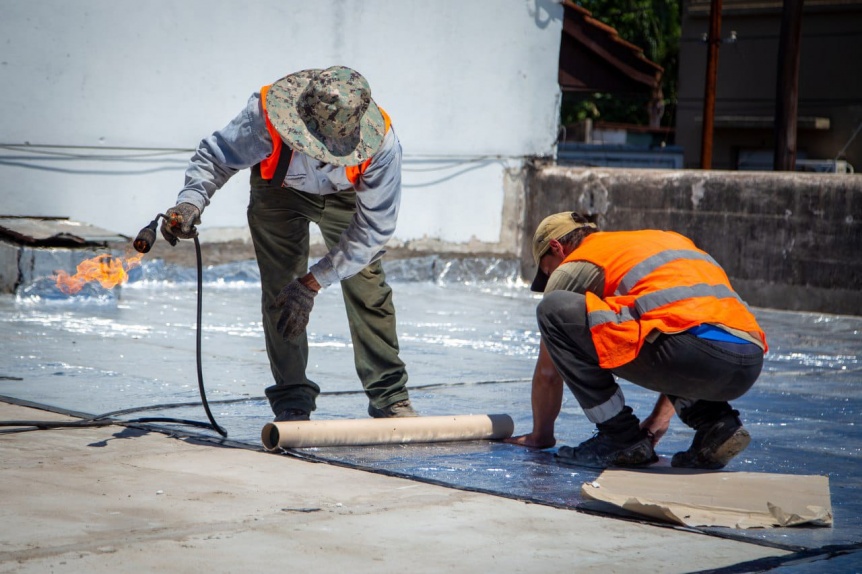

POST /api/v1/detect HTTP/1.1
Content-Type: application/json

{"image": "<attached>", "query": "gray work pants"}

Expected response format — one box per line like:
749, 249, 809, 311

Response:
247, 168, 409, 415
537, 290, 764, 428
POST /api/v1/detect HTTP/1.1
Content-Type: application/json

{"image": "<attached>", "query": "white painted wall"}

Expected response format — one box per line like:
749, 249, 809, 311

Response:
0, 0, 563, 250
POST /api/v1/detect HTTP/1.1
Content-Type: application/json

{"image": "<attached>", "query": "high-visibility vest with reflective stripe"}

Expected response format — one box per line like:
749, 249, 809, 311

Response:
258, 84, 391, 186
562, 230, 767, 369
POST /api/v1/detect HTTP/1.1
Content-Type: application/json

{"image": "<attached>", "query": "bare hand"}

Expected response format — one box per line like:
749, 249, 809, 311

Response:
505, 433, 556, 449
640, 394, 675, 447
640, 415, 670, 447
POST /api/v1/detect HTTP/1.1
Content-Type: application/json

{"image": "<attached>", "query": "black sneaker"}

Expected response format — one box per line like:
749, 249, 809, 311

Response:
671, 411, 751, 469
368, 399, 418, 418
555, 431, 658, 469
274, 408, 310, 422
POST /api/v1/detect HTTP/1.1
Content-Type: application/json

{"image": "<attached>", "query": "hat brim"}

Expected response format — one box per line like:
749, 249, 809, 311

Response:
266, 69, 386, 166
531, 268, 549, 292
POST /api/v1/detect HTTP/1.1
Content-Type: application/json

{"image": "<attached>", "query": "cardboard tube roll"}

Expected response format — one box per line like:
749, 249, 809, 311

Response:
261, 413, 514, 450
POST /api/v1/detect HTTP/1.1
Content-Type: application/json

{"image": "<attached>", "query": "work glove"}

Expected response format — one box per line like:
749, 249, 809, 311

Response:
275, 279, 317, 341
160, 202, 201, 246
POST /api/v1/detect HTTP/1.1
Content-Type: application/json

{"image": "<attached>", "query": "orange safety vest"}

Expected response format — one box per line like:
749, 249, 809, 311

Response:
258, 84, 391, 186
562, 230, 767, 369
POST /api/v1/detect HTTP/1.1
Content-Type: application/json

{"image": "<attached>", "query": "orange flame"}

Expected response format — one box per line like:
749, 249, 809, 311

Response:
54, 247, 145, 295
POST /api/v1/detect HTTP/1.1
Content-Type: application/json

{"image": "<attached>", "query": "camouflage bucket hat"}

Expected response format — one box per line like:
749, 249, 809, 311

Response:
265, 66, 386, 166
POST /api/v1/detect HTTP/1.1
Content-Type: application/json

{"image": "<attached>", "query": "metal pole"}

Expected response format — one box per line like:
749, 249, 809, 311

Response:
700, 0, 723, 169
774, 0, 804, 171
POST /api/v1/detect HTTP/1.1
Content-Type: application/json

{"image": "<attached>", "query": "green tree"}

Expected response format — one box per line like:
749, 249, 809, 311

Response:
562, 0, 680, 128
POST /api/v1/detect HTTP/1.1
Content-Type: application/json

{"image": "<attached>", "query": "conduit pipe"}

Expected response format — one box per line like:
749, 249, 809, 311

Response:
261, 414, 515, 450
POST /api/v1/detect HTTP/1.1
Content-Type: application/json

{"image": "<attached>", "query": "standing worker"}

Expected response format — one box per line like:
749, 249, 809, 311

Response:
506, 212, 767, 469
159, 66, 416, 422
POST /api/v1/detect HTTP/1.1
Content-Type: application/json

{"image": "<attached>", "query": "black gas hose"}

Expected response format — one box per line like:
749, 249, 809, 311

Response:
191, 235, 228, 436
135, 214, 226, 436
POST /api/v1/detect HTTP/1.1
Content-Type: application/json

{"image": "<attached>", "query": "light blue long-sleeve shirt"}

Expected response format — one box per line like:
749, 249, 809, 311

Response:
176, 92, 402, 288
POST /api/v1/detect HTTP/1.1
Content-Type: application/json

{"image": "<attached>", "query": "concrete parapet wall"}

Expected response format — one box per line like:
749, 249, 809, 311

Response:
0, 243, 106, 294
524, 166, 862, 316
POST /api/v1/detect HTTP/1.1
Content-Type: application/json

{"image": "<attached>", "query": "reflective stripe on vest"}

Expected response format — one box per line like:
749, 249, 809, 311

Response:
259, 84, 391, 186
616, 249, 722, 295
563, 230, 767, 368
589, 283, 744, 327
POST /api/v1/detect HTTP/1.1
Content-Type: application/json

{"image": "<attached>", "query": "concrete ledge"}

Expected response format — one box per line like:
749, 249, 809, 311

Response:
0, 242, 18, 293
0, 242, 107, 294
525, 167, 862, 315
735, 279, 862, 317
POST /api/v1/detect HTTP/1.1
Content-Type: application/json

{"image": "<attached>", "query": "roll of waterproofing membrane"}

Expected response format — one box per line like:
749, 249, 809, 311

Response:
261, 414, 515, 450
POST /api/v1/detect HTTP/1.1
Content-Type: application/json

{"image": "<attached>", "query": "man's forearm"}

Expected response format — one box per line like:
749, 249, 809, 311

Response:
530, 340, 564, 440
649, 394, 675, 422
504, 339, 563, 449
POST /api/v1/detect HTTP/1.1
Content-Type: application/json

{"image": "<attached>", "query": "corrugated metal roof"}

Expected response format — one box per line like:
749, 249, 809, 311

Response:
0, 216, 127, 246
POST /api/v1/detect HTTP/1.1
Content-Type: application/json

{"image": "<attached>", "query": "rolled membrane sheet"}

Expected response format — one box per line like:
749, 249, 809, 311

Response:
261, 414, 515, 450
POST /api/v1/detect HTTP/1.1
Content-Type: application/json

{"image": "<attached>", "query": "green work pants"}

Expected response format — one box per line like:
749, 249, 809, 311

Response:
247, 167, 409, 415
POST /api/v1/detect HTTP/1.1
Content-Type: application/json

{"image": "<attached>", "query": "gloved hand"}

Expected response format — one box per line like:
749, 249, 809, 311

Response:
275, 278, 318, 341
160, 202, 201, 246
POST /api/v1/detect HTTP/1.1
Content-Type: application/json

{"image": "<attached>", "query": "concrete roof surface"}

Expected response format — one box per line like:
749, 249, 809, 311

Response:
1, 256, 861, 572
0, 401, 789, 573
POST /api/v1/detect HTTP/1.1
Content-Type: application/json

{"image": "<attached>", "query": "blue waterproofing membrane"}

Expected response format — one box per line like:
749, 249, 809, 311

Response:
1, 257, 860, 556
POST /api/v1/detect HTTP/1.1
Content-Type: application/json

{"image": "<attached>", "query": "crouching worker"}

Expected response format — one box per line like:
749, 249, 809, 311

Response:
158, 66, 416, 422
506, 212, 767, 469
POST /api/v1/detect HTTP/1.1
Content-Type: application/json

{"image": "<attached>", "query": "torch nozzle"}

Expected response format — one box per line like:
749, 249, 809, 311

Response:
133, 218, 160, 254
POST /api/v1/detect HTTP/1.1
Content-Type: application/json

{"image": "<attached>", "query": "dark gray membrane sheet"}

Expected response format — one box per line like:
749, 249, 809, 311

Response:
1, 258, 859, 557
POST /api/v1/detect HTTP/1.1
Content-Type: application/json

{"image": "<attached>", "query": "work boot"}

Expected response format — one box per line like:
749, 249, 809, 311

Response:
368, 399, 418, 418
274, 408, 310, 422
671, 410, 751, 470
555, 430, 658, 469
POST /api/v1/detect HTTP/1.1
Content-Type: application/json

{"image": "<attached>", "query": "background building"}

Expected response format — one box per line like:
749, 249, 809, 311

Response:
0, 1, 564, 254
675, 0, 862, 171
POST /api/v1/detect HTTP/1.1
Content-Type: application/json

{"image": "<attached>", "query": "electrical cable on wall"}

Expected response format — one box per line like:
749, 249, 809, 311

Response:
0, 143, 531, 181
